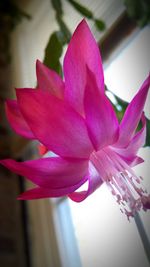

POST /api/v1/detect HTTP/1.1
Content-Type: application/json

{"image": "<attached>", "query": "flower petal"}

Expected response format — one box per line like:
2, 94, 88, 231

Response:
16, 89, 93, 158
64, 19, 104, 114
0, 157, 88, 189
112, 113, 146, 161
68, 162, 103, 202
5, 99, 34, 139
116, 74, 150, 147
17, 176, 88, 200
36, 60, 64, 98
118, 155, 144, 167
84, 68, 119, 150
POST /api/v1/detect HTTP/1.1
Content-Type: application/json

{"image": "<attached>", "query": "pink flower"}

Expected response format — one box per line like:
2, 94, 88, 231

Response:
0, 20, 150, 218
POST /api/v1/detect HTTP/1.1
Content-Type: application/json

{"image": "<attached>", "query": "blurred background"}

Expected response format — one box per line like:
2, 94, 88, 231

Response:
0, 0, 150, 267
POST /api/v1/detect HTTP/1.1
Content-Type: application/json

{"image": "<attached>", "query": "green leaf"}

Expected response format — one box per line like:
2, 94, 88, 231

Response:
51, 0, 63, 16
43, 31, 64, 75
56, 14, 71, 43
124, 0, 150, 27
145, 118, 150, 147
106, 87, 128, 122
67, 0, 93, 19
94, 19, 106, 31
113, 93, 128, 111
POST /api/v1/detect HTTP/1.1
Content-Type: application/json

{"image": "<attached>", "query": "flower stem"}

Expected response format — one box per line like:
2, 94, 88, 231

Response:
134, 212, 150, 264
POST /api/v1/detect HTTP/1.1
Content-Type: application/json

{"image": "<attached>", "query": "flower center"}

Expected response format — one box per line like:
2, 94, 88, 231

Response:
90, 147, 149, 219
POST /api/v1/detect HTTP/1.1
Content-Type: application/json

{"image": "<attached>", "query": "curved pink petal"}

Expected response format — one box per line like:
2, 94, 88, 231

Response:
112, 113, 146, 161
116, 74, 150, 147
117, 155, 144, 167
17, 175, 88, 200
131, 156, 144, 166
36, 60, 64, 98
16, 88, 94, 158
84, 68, 119, 150
64, 19, 104, 114
68, 162, 103, 202
0, 157, 88, 189
5, 99, 34, 139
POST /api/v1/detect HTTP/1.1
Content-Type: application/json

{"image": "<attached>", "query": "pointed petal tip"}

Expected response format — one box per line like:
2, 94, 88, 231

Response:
116, 74, 150, 148
36, 59, 43, 70
78, 18, 89, 28
5, 98, 35, 139
64, 19, 104, 114
36, 58, 41, 64
0, 159, 14, 169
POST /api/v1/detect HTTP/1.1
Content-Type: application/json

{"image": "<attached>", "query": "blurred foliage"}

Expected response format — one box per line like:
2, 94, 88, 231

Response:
145, 118, 150, 147
67, 0, 93, 19
124, 0, 150, 27
44, 0, 150, 75
66, 0, 106, 31
44, 0, 106, 75
51, 0, 63, 16
44, 31, 64, 75
0, 0, 30, 65
94, 19, 106, 31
